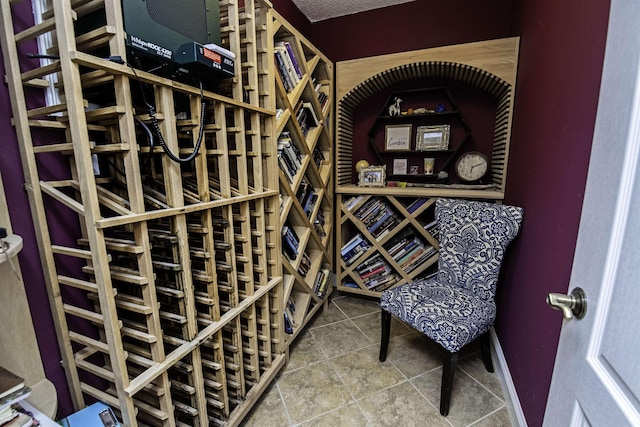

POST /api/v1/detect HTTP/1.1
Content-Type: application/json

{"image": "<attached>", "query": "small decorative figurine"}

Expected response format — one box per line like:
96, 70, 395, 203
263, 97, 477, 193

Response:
355, 159, 370, 173
436, 103, 446, 113
388, 97, 402, 116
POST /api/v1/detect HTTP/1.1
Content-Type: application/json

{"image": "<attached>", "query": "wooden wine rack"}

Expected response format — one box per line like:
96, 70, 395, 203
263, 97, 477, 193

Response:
1, 0, 284, 425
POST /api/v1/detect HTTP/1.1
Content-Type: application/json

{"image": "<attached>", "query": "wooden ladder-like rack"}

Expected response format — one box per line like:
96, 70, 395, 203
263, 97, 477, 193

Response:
0, 0, 283, 425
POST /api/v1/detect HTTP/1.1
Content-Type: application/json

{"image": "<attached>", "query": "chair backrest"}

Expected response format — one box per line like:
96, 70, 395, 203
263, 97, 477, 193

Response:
435, 198, 524, 301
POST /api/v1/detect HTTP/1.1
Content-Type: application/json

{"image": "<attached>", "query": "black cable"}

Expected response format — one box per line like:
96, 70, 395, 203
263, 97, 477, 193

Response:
134, 116, 154, 171
149, 94, 206, 163
129, 64, 207, 164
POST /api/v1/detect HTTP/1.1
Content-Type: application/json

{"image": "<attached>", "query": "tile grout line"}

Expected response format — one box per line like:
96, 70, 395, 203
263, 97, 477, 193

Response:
274, 381, 295, 426
458, 363, 508, 404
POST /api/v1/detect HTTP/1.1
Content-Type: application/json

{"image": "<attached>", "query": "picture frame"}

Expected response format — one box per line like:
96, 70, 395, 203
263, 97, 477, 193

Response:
358, 165, 386, 187
393, 158, 408, 175
384, 124, 412, 151
416, 125, 450, 151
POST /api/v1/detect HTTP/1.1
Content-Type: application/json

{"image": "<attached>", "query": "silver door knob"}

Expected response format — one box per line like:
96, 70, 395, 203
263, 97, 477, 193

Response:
546, 287, 587, 320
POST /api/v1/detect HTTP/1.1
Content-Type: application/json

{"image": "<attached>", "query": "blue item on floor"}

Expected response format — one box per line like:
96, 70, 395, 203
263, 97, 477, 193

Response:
59, 402, 121, 427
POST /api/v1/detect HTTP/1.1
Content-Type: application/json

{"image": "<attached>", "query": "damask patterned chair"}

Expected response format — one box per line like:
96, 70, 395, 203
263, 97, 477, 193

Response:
379, 198, 524, 416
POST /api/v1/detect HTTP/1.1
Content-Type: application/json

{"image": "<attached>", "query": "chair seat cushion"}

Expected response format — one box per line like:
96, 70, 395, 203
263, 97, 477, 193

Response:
380, 279, 496, 353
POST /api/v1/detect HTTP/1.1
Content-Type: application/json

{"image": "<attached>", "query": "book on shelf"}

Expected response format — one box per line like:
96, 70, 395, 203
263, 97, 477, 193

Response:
0, 410, 33, 427
0, 387, 31, 413
407, 198, 428, 214
368, 211, 393, 234
344, 245, 368, 266
313, 268, 332, 297
388, 236, 416, 259
276, 40, 302, 80
355, 253, 385, 273
296, 177, 318, 218
364, 272, 397, 290
340, 234, 371, 266
283, 41, 303, 79
285, 296, 297, 332
342, 282, 359, 289
302, 102, 320, 126
360, 265, 387, 280
317, 91, 328, 109
343, 195, 364, 211
298, 251, 312, 277
355, 198, 382, 221
283, 310, 294, 334
277, 132, 303, 183
424, 220, 439, 239
404, 247, 437, 273
281, 224, 300, 261
340, 233, 363, 255
274, 44, 299, 91
313, 216, 327, 237
398, 246, 425, 268
278, 156, 295, 184
303, 193, 318, 218
274, 50, 292, 92
0, 367, 24, 401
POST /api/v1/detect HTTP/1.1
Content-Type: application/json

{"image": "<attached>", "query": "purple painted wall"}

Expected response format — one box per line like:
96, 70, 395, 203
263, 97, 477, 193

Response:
0, 1, 73, 419
310, 0, 513, 62
500, 0, 610, 424
270, 0, 312, 38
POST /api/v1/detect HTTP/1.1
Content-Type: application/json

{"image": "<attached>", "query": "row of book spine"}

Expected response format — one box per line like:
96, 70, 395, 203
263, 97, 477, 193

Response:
298, 250, 312, 277
385, 231, 436, 273
344, 196, 429, 215
277, 131, 303, 184
312, 77, 329, 110
294, 100, 320, 137
354, 253, 398, 290
281, 223, 300, 261
312, 146, 325, 169
340, 233, 371, 266
284, 295, 296, 334
314, 211, 327, 237
354, 197, 402, 240
313, 268, 332, 297
274, 40, 302, 93
296, 176, 318, 218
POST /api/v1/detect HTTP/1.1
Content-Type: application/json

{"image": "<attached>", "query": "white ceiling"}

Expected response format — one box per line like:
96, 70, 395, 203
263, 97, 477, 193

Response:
290, 0, 416, 22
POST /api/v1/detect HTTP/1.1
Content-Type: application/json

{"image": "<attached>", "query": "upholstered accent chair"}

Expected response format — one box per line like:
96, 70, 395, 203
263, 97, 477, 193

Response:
379, 198, 524, 416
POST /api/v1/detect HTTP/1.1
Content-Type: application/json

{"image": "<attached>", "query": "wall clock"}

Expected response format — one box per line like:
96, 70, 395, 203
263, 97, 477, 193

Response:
455, 151, 489, 182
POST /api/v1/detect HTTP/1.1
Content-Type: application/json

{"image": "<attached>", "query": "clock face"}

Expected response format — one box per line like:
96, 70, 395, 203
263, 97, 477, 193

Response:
455, 152, 489, 182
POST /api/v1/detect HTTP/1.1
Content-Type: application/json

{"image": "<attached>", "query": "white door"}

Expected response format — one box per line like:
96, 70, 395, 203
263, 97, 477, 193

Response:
543, 0, 640, 425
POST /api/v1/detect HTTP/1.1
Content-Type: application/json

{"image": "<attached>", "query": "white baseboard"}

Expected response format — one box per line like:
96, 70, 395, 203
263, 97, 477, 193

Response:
490, 328, 528, 427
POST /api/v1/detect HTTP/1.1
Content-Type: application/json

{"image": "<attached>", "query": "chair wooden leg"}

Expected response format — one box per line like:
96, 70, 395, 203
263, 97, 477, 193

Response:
480, 332, 494, 373
440, 351, 459, 416
379, 310, 391, 362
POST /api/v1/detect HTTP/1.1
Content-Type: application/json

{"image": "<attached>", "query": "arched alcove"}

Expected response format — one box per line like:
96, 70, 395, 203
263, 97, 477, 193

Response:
336, 37, 519, 198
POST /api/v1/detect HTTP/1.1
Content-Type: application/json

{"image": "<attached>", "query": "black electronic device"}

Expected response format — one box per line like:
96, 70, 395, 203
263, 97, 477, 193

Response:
122, 0, 235, 85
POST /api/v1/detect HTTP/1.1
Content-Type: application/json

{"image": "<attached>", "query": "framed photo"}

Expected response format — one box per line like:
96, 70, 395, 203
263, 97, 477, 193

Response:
358, 165, 386, 187
424, 157, 435, 175
393, 158, 408, 175
384, 124, 412, 151
416, 125, 450, 151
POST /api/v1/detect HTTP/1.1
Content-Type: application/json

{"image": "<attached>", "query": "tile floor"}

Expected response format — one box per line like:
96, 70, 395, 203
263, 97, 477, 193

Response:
242, 293, 514, 427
